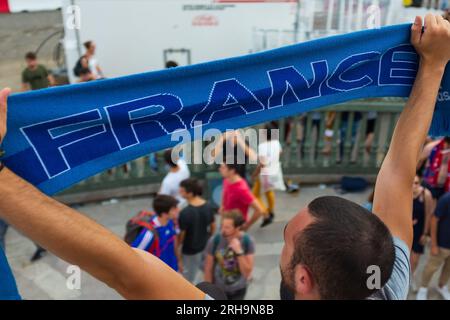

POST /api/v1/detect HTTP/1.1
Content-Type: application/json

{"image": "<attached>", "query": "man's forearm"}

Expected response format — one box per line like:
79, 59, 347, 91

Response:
386, 62, 445, 182
0, 168, 202, 299
246, 206, 262, 229
236, 255, 252, 278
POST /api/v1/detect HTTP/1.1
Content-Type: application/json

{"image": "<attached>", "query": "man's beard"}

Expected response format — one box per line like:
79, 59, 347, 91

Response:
279, 267, 295, 300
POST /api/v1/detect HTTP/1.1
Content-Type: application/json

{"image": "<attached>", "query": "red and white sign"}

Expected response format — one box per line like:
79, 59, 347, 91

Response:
193, 15, 219, 26
0, 0, 61, 13
0, 0, 10, 13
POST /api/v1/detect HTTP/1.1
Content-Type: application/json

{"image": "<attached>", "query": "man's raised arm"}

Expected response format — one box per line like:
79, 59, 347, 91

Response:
374, 14, 450, 247
0, 89, 203, 300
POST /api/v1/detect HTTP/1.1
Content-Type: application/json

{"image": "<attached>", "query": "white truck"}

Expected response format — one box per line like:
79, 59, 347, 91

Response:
61, 0, 444, 83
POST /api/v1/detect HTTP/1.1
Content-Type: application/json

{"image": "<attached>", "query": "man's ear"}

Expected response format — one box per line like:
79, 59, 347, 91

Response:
293, 264, 315, 298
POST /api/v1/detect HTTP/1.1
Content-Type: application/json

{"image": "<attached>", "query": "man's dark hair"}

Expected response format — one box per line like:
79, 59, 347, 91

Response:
444, 136, 450, 144
180, 178, 203, 197
25, 52, 37, 60
165, 60, 178, 68
222, 210, 245, 228
163, 149, 177, 168
223, 162, 241, 174
290, 196, 395, 300
265, 123, 278, 140
153, 195, 179, 216
222, 155, 243, 174
84, 41, 93, 50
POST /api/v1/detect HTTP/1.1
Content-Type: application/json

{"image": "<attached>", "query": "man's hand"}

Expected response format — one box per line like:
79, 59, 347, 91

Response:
419, 234, 428, 246
412, 15, 450, 69
229, 238, 243, 254
0, 88, 11, 144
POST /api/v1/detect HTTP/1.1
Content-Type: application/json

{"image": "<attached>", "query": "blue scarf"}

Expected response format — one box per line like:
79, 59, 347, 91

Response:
3, 24, 450, 195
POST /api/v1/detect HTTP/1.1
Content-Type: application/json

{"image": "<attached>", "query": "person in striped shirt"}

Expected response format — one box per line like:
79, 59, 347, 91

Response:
131, 195, 181, 272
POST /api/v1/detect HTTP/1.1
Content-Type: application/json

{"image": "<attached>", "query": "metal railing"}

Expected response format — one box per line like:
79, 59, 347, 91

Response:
56, 98, 404, 201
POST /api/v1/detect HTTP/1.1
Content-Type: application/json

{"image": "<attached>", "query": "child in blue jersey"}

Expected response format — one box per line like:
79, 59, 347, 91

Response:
131, 195, 181, 272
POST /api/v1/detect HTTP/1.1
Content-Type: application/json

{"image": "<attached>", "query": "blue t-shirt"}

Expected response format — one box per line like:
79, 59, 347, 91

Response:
131, 216, 178, 271
0, 247, 21, 300
434, 193, 450, 249
369, 237, 410, 300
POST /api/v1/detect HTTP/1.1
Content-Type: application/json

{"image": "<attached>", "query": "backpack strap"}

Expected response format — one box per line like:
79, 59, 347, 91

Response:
242, 234, 251, 253
134, 217, 161, 257
211, 233, 221, 254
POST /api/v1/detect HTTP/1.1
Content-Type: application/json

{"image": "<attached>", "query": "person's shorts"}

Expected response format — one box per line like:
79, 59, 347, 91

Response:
422, 182, 445, 200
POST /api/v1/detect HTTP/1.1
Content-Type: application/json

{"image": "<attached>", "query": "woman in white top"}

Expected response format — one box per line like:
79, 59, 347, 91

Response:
81, 41, 104, 79
252, 124, 285, 228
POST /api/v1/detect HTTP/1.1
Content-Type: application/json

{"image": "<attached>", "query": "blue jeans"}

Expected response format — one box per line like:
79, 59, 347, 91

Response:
0, 219, 9, 251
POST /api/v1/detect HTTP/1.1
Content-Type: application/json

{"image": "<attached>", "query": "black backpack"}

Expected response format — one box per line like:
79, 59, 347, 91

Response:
73, 55, 86, 77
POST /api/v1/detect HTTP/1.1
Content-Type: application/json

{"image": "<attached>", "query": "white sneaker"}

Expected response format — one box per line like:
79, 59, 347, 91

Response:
416, 287, 428, 300
436, 285, 450, 300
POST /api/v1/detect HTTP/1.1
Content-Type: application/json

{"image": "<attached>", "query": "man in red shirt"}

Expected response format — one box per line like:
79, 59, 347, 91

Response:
219, 162, 264, 231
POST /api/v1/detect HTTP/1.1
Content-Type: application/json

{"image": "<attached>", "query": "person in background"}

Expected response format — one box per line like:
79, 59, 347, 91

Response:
219, 160, 263, 231
81, 41, 103, 79
212, 130, 257, 183
416, 191, 450, 300
178, 178, 216, 283
417, 137, 440, 175
165, 60, 179, 68
252, 123, 285, 228
159, 149, 190, 205
411, 174, 434, 278
365, 111, 378, 154
77, 68, 96, 83
21, 52, 53, 261
131, 195, 181, 272
204, 210, 255, 300
422, 136, 450, 200
21, 52, 54, 91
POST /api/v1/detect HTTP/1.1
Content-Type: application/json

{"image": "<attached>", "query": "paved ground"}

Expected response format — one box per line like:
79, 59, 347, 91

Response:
4, 185, 445, 300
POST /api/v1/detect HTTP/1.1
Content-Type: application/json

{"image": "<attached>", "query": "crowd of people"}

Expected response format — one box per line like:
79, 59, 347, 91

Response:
1, 14, 450, 302
409, 136, 450, 299
124, 124, 286, 300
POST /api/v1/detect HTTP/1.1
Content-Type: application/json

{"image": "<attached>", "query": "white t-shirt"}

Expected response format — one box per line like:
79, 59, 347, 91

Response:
159, 159, 190, 204
258, 140, 285, 191
88, 57, 100, 79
